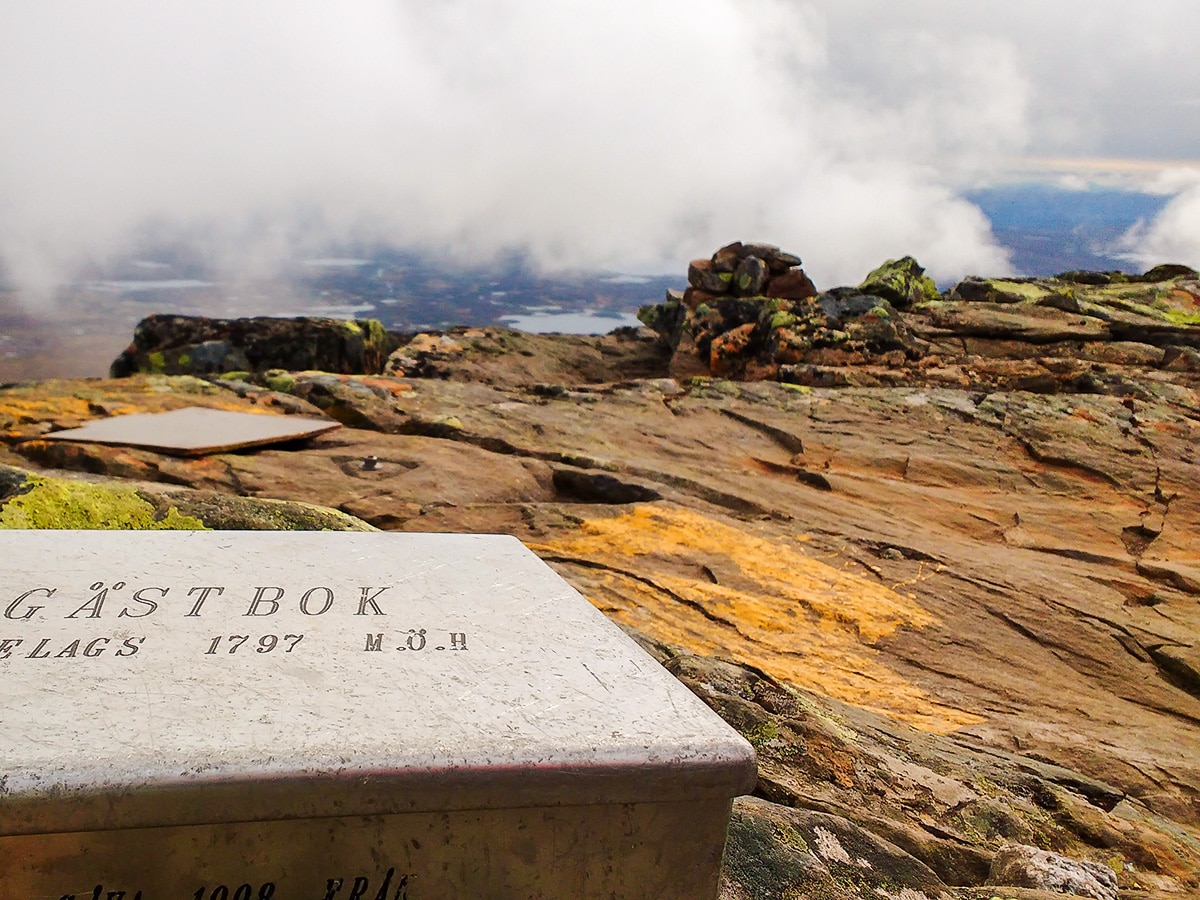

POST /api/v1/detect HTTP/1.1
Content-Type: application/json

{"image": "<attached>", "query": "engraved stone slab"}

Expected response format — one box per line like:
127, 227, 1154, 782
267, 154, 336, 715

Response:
44, 407, 340, 456
0, 531, 756, 898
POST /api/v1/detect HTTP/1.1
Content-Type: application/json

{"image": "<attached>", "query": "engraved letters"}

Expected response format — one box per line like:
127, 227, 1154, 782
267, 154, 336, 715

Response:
300, 587, 334, 616
120, 587, 166, 618
362, 631, 470, 653
204, 634, 303, 655
321, 867, 410, 900
356, 587, 388, 616
400, 629, 426, 651
3, 584, 396, 620
244, 587, 283, 617
191, 882, 276, 899
186, 586, 225, 617
5, 587, 54, 620
66, 582, 124, 619
1, 582, 467, 665
0, 635, 144, 660
58, 885, 143, 900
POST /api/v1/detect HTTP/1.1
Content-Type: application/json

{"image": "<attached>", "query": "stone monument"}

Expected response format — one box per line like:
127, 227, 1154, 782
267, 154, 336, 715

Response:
0, 531, 756, 898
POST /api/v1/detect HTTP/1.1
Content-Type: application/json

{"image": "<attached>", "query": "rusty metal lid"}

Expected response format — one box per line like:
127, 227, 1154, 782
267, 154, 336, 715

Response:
43, 407, 340, 456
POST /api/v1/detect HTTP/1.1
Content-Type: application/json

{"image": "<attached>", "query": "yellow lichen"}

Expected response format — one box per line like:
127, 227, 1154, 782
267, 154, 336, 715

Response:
531, 506, 983, 733
0, 476, 207, 530
0, 396, 94, 423
991, 280, 1052, 302
0, 377, 283, 430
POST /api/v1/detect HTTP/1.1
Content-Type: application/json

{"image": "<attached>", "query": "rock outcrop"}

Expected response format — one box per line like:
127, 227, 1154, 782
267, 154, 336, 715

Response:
639, 246, 1200, 397
9, 246, 1200, 898
986, 844, 1118, 900
109, 314, 399, 377
382, 324, 669, 387
0, 464, 374, 531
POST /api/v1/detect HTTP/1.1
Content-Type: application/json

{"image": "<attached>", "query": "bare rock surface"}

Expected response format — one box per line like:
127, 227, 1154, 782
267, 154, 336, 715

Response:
383, 324, 670, 387
6, 249, 1200, 897
0, 463, 374, 531
109, 314, 399, 378
987, 843, 1118, 900
7, 369, 1198, 895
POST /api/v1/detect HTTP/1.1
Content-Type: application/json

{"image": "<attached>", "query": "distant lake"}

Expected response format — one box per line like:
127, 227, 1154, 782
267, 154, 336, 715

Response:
84, 279, 216, 292
499, 310, 643, 334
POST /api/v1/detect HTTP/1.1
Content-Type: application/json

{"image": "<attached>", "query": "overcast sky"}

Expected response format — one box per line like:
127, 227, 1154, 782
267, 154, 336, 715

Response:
2, 0, 1199, 299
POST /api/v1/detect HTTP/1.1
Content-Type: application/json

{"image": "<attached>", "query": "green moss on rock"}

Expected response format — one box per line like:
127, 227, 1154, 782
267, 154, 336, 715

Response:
263, 369, 297, 393
358, 317, 391, 350
0, 466, 376, 532
1163, 308, 1200, 326
769, 311, 797, 331
859, 257, 939, 309
143, 375, 221, 395
744, 719, 781, 751
0, 475, 207, 530
637, 298, 688, 348
156, 492, 376, 531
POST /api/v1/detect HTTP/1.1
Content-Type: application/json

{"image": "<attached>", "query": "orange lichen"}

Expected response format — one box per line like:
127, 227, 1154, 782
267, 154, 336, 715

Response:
0, 377, 290, 430
531, 506, 983, 734
359, 376, 413, 397
0, 395, 94, 423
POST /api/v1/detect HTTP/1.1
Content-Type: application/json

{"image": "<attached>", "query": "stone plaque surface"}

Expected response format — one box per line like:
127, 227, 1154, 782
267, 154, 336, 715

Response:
44, 407, 340, 456
0, 531, 756, 898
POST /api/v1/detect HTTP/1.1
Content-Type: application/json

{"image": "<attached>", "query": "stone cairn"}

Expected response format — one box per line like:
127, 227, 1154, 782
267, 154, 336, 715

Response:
686, 241, 816, 306
638, 242, 934, 381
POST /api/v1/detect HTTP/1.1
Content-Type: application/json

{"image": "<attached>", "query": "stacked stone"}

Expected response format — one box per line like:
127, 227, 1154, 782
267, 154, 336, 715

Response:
652, 242, 821, 379
639, 244, 940, 381
681, 242, 817, 309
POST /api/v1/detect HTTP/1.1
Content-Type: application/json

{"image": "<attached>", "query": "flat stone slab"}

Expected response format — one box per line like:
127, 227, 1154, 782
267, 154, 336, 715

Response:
0, 531, 756, 897
43, 407, 340, 455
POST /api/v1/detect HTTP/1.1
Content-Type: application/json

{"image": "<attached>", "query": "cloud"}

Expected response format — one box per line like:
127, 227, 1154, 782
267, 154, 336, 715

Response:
15, 1, 1198, 300
830, 1, 1200, 162
1119, 172, 1200, 270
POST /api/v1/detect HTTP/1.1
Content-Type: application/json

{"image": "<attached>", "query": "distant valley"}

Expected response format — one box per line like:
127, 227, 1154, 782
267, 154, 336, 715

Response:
0, 184, 1180, 380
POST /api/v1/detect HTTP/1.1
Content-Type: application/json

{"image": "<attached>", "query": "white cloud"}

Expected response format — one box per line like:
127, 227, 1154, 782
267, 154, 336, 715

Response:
1120, 173, 1200, 270
2, 1, 1194, 301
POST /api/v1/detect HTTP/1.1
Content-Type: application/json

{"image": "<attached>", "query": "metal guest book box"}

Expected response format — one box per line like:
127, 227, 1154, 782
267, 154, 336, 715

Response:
0, 531, 756, 899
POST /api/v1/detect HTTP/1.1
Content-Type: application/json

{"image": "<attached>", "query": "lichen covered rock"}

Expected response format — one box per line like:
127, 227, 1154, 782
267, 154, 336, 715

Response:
639, 245, 924, 380
638, 242, 1200, 393
721, 796, 947, 899
0, 467, 206, 529
858, 256, 940, 309
0, 465, 374, 531
109, 314, 400, 377
8, 248, 1200, 897
986, 843, 1118, 900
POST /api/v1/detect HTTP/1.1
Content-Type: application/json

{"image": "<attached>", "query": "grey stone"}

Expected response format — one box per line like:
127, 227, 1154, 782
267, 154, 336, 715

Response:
732, 256, 770, 297
720, 796, 947, 899
987, 843, 1118, 900
43, 407, 340, 456
0, 531, 755, 897
689, 258, 732, 294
